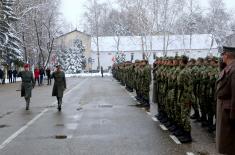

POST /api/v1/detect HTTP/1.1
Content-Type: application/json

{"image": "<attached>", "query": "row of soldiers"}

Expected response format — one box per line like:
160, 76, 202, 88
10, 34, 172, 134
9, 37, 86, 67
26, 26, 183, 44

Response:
112, 60, 151, 110
152, 55, 219, 143
112, 55, 219, 144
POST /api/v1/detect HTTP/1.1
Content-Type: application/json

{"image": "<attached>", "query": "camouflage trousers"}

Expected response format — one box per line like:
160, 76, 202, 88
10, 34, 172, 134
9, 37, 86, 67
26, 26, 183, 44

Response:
181, 102, 191, 132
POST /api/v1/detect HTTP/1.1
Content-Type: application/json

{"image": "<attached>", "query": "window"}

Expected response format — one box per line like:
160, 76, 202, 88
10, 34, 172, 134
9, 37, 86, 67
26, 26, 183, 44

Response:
131, 53, 134, 61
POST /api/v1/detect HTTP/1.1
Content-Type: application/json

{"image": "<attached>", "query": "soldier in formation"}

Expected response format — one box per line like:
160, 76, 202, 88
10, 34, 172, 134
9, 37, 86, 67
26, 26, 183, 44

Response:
152, 56, 219, 143
112, 60, 151, 111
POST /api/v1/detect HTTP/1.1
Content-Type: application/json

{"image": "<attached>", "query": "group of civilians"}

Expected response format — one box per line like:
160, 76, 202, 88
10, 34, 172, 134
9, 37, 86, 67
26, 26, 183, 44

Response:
0, 66, 52, 85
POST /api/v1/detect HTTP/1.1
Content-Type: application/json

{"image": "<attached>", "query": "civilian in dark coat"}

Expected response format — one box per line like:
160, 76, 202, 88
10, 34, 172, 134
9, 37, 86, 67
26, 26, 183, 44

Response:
0, 68, 3, 84
13, 69, 18, 83
39, 67, 45, 85
216, 46, 235, 155
101, 66, 104, 77
8, 69, 13, 83
46, 67, 51, 85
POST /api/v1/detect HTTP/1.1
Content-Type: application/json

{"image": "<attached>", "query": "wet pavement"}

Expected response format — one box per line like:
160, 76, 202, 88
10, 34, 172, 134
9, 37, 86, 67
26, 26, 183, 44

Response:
0, 77, 221, 155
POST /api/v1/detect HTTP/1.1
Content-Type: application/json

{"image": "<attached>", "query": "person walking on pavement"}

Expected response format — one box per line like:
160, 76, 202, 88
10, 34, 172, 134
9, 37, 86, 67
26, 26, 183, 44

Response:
39, 67, 45, 85
216, 38, 235, 155
51, 65, 66, 111
0, 68, 3, 84
101, 66, 104, 77
18, 64, 35, 110
46, 67, 51, 85
34, 67, 40, 86
13, 69, 18, 83
8, 69, 13, 83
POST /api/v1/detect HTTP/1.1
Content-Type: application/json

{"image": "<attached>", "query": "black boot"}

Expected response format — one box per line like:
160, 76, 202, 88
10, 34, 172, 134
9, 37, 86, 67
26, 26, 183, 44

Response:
25, 98, 30, 110
173, 127, 184, 137
57, 97, 62, 111
190, 112, 200, 119
201, 120, 208, 127
178, 131, 192, 143
168, 124, 178, 132
160, 117, 168, 123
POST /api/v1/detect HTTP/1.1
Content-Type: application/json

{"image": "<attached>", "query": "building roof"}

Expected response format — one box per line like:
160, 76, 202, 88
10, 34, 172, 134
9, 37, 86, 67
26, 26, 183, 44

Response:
91, 34, 218, 52
55, 29, 91, 40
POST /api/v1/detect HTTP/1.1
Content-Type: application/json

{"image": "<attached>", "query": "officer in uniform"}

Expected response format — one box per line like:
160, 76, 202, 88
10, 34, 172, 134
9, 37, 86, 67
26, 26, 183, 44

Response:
216, 35, 235, 154
51, 65, 67, 111
18, 64, 35, 110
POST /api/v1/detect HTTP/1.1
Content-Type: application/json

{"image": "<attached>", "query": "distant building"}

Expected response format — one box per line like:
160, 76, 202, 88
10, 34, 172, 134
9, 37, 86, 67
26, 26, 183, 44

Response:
55, 31, 219, 71
54, 29, 92, 71
91, 34, 219, 70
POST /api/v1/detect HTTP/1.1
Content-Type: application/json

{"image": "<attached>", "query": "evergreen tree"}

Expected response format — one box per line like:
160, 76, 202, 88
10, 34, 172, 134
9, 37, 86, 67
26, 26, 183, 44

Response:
0, 0, 21, 64
58, 39, 86, 74
114, 51, 126, 64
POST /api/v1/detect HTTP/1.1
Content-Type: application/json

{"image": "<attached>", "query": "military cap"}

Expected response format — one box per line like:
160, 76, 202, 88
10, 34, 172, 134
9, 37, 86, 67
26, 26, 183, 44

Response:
197, 57, 204, 62
168, 57, 174, 60
135, 60, 140, 63
211, 56, 219, 62
142, 59, 148, 63
222, 34, 235, 53
178, 55, 188, 60
204, 56, 211, 61
223, 46, 235, 53
174, 55, 180, 60
189, 58, 196, 63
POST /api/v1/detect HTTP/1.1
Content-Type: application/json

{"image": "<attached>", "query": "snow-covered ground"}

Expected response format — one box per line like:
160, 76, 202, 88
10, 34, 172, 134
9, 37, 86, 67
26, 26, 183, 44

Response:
65, 72, 112, 77
2, 78, 22, 84
1, 73, 112, 85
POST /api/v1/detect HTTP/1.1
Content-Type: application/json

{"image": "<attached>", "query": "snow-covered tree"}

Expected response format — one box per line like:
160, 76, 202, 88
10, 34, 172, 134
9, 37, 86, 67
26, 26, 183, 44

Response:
114, 51, 126, 64
0, 0, 22, 65
57, 39, 86, 74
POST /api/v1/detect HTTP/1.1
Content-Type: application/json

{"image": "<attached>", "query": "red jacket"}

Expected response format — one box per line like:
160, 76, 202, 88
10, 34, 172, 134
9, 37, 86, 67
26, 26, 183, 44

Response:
34, 69, 40, 78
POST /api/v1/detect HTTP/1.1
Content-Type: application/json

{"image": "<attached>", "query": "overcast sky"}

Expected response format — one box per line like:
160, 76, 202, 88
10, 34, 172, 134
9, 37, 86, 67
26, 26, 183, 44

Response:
60, 0, 235, 30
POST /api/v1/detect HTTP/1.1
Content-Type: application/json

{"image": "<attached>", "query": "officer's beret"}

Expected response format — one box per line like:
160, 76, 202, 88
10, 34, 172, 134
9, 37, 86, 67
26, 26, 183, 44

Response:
24, 64, 29, 68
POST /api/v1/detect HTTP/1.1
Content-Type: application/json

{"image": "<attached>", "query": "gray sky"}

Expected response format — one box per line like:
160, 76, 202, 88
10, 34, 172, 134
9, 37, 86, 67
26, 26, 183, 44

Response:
60, 0, 235, 29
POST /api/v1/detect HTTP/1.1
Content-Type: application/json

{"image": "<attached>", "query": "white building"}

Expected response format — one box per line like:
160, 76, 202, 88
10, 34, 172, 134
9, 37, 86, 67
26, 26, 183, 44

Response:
91, 34, 218, 70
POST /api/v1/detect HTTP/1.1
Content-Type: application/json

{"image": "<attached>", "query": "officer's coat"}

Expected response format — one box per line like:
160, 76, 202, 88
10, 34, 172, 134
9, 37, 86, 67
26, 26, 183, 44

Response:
216, 61, 235, 155
51, 71, 66, 97
18, 71, 35, 98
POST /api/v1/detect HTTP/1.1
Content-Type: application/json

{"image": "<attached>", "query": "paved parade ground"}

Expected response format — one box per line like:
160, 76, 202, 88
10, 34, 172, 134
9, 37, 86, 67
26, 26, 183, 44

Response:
0, 77, 221, 155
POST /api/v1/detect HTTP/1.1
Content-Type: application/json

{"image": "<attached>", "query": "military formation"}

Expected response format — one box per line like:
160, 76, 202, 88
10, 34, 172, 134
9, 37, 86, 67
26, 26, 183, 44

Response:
112, 60, 152, 110
112, 55, 219, 143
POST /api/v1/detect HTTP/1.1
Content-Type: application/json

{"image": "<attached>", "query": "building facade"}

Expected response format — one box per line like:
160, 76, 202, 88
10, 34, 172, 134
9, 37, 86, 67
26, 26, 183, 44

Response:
91, 34, 219, 70
55, 31, 219, 71
54, 30, 92, 71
